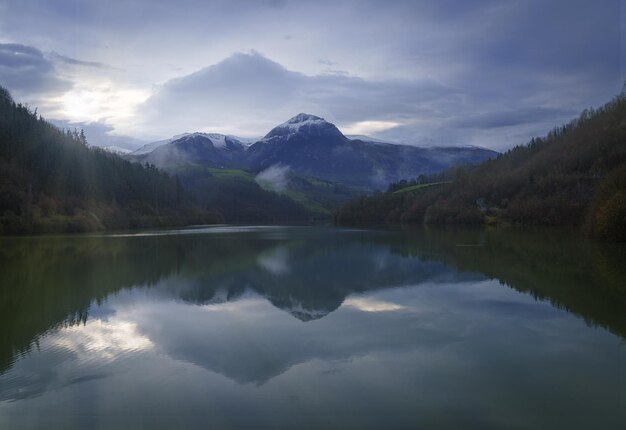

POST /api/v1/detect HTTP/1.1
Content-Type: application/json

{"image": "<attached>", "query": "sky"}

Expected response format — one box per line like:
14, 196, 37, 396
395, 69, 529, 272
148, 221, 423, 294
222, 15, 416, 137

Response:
0, 0, 624, 151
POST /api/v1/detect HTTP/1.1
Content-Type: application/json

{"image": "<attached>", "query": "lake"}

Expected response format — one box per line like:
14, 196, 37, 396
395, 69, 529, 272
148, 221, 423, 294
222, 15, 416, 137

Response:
0, 225, 625, 429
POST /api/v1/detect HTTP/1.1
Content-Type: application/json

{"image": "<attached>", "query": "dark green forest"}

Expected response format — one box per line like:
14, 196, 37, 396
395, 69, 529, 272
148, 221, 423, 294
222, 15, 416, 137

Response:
0, 86, 220, 234
175, 167, 314, 222
335, 91, 626, 241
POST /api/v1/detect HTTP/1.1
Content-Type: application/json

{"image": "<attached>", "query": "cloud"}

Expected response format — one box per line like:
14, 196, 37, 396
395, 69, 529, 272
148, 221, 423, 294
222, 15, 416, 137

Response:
450, 107, 578, 130
0, 1, 622, 150
341, 120, 401, 135
131, 51, 455, 140
132, 51, 588, 150
343, 296, 406, 312
255, 163, 291, 192
0, 42, 141, 139
48, 52, 114, 70
318, 59, 338, 66
0, 43, 72, 96
50, 118, 146, 150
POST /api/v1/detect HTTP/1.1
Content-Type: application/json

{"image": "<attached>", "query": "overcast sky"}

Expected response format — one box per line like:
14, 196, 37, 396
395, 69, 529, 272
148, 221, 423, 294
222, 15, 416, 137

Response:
0, 0, 624, 150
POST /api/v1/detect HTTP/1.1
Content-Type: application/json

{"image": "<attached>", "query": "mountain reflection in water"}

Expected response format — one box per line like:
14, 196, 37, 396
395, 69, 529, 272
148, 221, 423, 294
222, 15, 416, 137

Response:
0, 226, 624, 429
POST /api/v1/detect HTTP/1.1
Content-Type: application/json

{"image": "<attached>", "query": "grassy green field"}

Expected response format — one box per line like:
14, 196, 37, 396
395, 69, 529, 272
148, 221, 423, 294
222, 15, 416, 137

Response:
393, 182, 449, 194
206, 168, 254, 180
282, 189, 330, 215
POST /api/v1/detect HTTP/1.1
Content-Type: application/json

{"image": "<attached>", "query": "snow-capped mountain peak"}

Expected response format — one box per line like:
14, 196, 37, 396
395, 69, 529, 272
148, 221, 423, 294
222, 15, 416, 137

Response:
263, 113, 344, 140
286, 113, 324, 124
276, 113, 327, 131
178, 132, 228, 148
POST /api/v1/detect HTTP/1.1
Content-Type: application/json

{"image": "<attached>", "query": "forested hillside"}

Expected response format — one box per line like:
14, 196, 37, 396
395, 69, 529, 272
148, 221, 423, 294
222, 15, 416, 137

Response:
335, 91, 626, 241
0, 86, 219, 233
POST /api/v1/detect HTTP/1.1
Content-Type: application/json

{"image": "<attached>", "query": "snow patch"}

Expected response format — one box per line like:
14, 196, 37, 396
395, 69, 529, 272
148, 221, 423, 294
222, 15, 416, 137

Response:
130, 139, 172, 155
268, 113, 328, 136
103, 146, 132, 155
131, 132, 258, 156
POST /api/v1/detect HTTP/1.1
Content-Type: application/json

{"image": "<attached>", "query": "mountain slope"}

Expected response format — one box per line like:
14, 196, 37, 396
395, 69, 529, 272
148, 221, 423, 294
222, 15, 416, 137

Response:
335, 92, 626, 241
128, 132, 248, 168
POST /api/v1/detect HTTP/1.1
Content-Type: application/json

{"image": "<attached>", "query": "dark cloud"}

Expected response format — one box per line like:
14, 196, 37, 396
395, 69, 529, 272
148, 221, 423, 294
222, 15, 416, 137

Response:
0, 43, 72, 95
451, 107, 578, 130
48, 51, 113, 69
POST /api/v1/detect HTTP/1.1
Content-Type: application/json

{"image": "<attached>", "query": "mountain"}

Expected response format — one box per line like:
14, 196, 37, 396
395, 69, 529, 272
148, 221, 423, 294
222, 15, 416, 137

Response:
128, 132, 248, 168
335, 92, 626, 241
129, 113, 498, 189
260, 113, 344, 140
247, 113, 497, 187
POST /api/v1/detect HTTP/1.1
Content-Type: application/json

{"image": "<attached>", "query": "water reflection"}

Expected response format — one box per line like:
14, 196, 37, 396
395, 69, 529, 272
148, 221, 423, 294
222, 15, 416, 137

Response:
0, 226, 624, 428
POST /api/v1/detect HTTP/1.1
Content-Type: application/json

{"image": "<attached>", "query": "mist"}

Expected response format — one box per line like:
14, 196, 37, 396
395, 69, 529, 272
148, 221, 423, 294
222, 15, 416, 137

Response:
255, 164, 291, 192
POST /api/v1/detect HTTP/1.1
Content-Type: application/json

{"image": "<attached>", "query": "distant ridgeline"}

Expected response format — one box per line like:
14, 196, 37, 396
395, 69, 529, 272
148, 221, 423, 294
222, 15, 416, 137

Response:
125, 113, 497, 190
0, 86, 219, 234
123, 113, 497, 222
335, 91, 626, 241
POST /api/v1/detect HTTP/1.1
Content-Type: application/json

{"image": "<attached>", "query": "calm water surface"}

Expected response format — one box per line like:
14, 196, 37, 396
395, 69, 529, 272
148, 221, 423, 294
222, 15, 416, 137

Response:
0, 225, 625, 429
